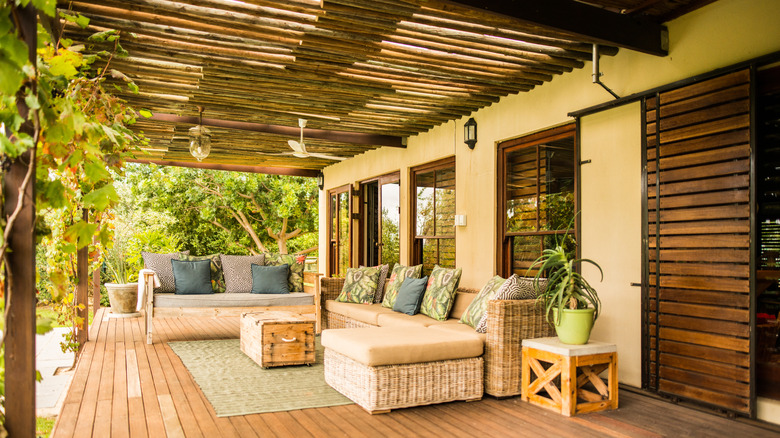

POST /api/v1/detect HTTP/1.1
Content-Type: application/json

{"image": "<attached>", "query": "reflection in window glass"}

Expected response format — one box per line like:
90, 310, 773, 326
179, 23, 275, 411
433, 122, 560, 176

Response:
435, 168, 456, 237
416, 171, 435, 236
413, 160, 456, 276
501, 126, 577, 277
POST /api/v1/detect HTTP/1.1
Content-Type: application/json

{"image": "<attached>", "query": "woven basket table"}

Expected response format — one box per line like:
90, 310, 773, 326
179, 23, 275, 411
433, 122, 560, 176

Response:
240, 311, 315, 368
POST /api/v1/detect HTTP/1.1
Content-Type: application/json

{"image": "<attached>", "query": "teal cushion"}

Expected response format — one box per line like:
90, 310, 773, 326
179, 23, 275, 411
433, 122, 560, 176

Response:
251, 263, 290, 294
393, 276, 429, 315
171, 259, 213, 295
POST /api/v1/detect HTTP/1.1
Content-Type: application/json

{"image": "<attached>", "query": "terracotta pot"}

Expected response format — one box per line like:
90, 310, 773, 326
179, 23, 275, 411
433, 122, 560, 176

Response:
105, 283, 138, 314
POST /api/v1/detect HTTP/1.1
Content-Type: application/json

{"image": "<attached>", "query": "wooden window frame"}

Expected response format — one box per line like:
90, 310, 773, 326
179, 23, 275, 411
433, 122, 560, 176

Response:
410, 157, 456, 270
327, 184, 352, 277
496, 123, 579, 277
357, 171, 401, 267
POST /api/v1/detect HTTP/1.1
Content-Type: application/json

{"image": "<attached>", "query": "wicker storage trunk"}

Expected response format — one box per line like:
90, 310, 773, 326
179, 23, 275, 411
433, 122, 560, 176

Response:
324, 349, 483, 414
240, 311, 315, 367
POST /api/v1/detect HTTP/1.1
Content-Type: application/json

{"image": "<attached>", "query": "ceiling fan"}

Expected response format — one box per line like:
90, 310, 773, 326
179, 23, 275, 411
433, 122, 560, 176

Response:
285, 118, 347, 161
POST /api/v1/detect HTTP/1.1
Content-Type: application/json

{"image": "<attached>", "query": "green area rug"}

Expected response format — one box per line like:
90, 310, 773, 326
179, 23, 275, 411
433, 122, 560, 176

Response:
169, 338, 352, 417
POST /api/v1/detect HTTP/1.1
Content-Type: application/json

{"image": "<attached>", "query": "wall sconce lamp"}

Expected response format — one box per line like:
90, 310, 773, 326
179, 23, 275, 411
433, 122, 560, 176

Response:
464, 117, 477, 149
317, 171, 324, 190
189, 106, 211, 161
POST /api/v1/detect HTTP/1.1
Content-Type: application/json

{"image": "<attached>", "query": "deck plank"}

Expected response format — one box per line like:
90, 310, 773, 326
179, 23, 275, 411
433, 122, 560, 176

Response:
52, 314, 780, 438
133, 340, 166, 437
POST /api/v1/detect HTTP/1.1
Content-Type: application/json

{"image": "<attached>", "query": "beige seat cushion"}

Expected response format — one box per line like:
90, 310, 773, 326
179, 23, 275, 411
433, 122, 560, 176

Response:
427, 321, 487, 343
324, 301, 393, 325
375, 312, 440, 328
321, 327, 483, 366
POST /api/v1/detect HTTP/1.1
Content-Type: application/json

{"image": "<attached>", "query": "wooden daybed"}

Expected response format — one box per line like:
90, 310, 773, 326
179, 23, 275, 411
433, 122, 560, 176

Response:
141, 270, 321, 344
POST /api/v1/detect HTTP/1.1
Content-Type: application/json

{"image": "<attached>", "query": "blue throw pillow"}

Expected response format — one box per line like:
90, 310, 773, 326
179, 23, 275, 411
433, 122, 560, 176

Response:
393, 276, 429, 315
171, 259, 213, 295
251, 263, 290, 294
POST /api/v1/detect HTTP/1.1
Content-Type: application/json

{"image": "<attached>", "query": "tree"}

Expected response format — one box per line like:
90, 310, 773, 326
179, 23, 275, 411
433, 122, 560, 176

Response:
125, 165, 318, 256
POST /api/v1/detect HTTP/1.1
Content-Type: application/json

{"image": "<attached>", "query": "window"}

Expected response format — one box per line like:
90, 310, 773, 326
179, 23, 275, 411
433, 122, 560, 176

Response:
498, 124, 577, 277
412, 158, 455, 275
358, 172, 400, 268
327, 185, 351, 277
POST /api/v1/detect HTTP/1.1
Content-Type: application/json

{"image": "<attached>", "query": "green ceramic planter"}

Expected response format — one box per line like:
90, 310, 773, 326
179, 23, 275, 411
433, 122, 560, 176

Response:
553, 308, 596, 345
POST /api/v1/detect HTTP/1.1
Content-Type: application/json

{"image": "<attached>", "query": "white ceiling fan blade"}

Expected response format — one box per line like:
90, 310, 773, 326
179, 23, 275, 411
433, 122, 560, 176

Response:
288, 139, 304, 153
308, 152, 347, 161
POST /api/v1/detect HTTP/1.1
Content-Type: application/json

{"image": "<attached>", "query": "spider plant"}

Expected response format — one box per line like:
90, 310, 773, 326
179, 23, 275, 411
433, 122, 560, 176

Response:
529, 235, 603, 326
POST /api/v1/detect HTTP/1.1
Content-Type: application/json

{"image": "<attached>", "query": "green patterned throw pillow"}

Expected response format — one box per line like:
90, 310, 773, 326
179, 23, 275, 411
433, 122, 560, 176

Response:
381, 264, 423, 309
265, 253, 304, 292
179, 253, 225, 293
335, 266, 381, 304
419, 265, 463, 321
460, 275, 506, 328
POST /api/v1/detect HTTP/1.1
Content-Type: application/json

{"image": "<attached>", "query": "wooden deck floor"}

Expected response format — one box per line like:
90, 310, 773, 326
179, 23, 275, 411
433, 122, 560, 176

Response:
52, 308, 778, 438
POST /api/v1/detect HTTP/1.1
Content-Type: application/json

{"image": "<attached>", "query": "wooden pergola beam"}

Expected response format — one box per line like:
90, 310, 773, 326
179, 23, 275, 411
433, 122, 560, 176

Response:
448, 0, 669, 56
127, 158, 321, 177
146, 113, 406, 148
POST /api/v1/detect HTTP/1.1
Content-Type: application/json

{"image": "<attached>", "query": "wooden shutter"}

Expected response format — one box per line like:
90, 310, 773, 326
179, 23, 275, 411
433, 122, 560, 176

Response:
645, 69, 752, 415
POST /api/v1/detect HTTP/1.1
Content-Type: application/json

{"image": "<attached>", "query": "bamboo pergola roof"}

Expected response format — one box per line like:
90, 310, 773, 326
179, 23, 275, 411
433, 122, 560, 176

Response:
59, 0, 714, 175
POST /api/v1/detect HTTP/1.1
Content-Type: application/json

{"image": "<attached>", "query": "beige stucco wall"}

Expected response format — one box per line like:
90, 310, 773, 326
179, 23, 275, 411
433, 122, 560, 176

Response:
318, 0, 780, 418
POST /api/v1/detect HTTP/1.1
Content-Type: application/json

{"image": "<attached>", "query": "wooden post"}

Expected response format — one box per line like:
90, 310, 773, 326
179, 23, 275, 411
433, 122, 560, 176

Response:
92, 253, 101, 311
3, 4, 37, 437
76, 210, 89, 346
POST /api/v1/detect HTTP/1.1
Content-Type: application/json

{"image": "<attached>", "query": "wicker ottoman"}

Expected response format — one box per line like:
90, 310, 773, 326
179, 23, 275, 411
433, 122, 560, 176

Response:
321, 327, 484, 414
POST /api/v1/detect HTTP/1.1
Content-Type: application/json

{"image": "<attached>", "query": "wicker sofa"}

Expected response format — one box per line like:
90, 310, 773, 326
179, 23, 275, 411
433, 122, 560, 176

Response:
319, 276, 555, 400
141, 271, 320, 344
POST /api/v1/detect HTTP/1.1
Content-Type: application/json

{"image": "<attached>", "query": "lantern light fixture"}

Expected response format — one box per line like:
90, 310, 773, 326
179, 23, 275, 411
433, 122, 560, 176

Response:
189, 106, 211, 161
317, 171, 325, 190
464, 117, 477, 150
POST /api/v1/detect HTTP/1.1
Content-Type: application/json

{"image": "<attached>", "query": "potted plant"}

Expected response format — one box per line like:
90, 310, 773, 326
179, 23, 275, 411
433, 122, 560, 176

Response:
529, 238, 602, 345
103, 219, 140, 315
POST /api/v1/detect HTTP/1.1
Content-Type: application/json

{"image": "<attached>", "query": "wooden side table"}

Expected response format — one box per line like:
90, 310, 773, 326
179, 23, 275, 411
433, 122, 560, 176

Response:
521, 337, 618, 416
240, 311, 316, 368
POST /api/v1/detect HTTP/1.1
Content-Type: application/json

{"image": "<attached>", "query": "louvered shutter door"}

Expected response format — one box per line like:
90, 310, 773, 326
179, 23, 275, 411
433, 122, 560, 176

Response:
645, 69, 752, 415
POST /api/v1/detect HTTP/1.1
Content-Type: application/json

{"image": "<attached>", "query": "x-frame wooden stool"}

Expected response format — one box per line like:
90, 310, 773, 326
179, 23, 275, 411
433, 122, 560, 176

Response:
521, 337, 618, 416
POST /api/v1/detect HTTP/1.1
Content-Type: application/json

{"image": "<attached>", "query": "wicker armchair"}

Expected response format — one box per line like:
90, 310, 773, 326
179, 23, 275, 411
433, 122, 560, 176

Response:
319, 276, 554, 397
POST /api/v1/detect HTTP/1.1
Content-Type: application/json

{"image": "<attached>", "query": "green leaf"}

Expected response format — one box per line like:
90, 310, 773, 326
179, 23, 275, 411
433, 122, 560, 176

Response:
75, 14, 90, 29
64, 221, 98, 249
24, 90, 40, 110
32, 0, 57, 17
84, 159, 110, 182
88, 30, 117, 43
48, 51, 80, 78
127, 82, 139, 94
40, 180, 69, 209
0, 33, 30, 65
139, 109, 153, 118
101, 124, 119, 145
83, 185, 118, 211
0, 57, 25, 96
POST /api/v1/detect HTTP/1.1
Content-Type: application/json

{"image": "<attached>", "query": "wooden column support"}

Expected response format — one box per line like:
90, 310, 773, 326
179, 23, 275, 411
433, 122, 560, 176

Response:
3, 3, 38, 437
75, 210, 89, 347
